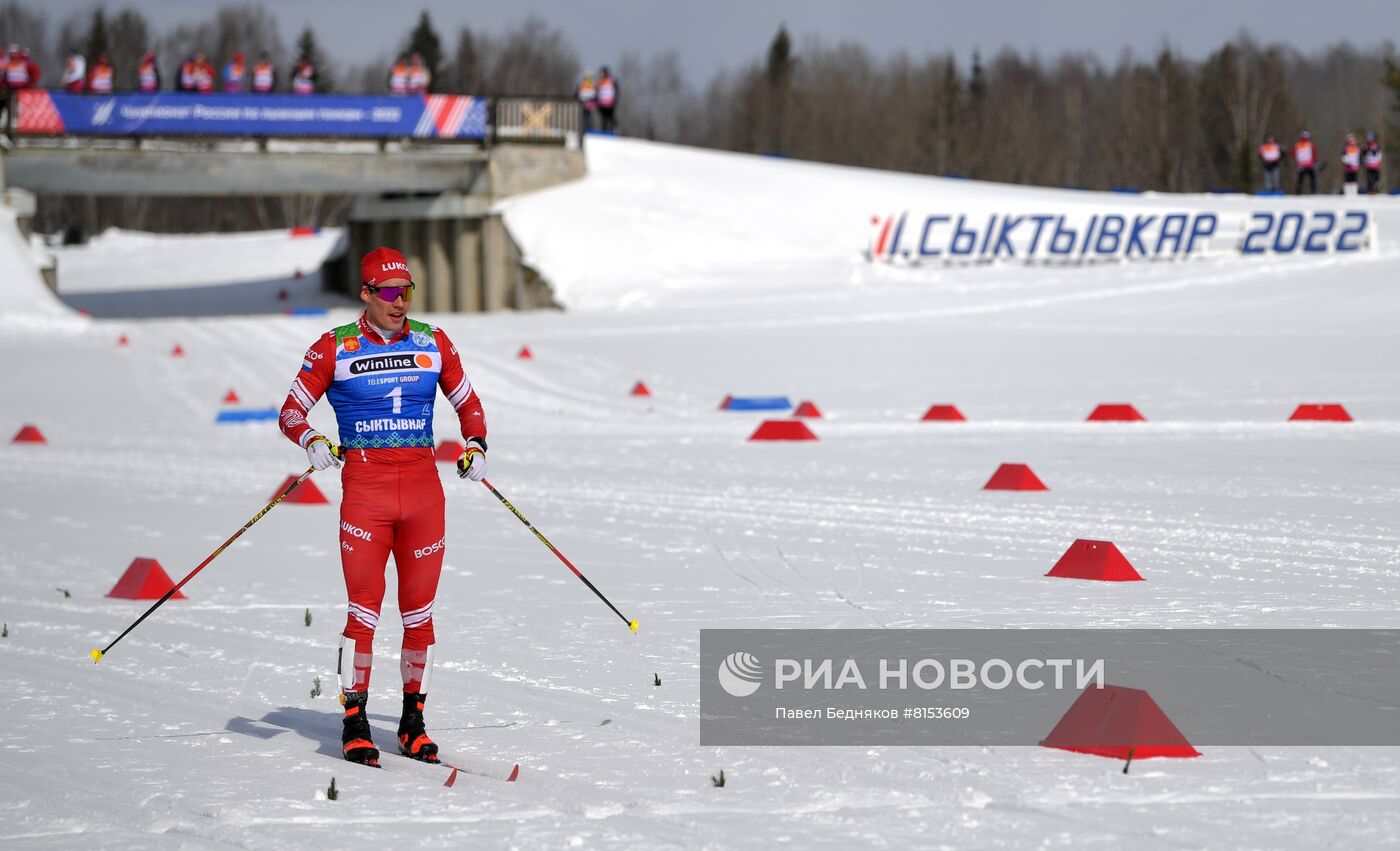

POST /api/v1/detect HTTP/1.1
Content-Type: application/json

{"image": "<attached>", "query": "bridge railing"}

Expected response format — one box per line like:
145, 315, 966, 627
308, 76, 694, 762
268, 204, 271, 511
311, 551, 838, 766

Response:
490, 96, 585, 146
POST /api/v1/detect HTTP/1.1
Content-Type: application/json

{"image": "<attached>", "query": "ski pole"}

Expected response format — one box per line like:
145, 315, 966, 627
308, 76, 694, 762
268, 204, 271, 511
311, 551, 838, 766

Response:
479, 478, 637, 633
91, 460, 328, 663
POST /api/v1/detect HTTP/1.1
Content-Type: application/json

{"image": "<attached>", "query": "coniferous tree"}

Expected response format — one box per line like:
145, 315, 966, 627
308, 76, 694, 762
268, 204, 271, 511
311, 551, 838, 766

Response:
406, 11, 443, 93
932, 56, 963, 175
969, 49, 986, 107
1383, 55, 1400, 169
295, 26, 334, 92
454, 26, 480, 92
108, 9, 150, 90
764, 25, 794, 153
84, 8, 108, 60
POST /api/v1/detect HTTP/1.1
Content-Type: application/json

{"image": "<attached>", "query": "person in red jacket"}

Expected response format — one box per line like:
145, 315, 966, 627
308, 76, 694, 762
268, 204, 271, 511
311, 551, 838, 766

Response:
137, 50, 160, 92
1293, 130, 1317, 195
1340, 133, 1361, 196
1258, 133, 1285, 193
3, 45, 41, 91
87, 53, 114, 94
251, 52, 276, 93
577, 73, 597, 132
193, 53, 215, 93
279, 247, 488, 767
406, 52, 430, 95
177, 53, 197, 91
1362, 131, 1383, 195
388, 55, 409, 94
596, 66, 619, 133
291, 58, 316, 94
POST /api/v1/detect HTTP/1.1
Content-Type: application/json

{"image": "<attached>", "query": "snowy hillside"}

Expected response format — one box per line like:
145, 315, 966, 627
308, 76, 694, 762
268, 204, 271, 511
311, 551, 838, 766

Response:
2, 137, 1399, 848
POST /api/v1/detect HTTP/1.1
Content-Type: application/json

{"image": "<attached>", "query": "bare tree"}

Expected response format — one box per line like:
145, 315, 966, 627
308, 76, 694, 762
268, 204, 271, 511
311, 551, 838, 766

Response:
617, 51, 690, 142
0, 0, 49, 73
478, 16, 578, 95
108, 8, 151, 90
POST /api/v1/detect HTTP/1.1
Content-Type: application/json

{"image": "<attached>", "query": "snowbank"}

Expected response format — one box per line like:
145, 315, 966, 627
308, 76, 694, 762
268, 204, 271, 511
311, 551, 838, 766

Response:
0, 205, 85, 329
499, 136, 1400, 311
50, 226, 345, 294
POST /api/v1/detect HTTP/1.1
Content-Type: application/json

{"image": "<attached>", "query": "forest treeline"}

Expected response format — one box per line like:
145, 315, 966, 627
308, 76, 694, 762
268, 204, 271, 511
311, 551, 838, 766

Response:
5, 2, 1400, 233
641, 29, 1400, 195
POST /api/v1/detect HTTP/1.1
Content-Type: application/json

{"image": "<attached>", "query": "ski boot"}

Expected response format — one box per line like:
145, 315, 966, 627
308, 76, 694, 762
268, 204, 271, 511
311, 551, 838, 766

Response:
341, 691, 380, 766
398, 692, 440, 763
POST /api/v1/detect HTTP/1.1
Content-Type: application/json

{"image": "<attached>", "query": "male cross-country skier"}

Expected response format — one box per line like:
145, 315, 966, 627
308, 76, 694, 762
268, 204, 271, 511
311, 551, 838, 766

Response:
279, 246, 488, 766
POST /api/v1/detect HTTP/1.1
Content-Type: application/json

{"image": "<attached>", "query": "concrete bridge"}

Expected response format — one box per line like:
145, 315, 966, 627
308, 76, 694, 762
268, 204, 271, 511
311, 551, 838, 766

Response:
2, 99, 586, 312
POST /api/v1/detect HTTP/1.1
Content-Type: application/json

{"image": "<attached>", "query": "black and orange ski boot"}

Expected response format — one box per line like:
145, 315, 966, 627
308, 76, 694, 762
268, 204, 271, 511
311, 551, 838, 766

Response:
341, 691, 380, 766
397, 692, 440, 763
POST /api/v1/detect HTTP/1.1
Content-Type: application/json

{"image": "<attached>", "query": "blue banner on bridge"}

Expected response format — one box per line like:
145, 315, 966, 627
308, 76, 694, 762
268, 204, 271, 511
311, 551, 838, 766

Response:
15, 90, 488, 140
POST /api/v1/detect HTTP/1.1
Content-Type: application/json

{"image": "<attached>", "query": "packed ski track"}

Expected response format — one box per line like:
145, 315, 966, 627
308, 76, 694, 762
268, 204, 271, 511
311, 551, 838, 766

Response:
3, 137, 1400, 848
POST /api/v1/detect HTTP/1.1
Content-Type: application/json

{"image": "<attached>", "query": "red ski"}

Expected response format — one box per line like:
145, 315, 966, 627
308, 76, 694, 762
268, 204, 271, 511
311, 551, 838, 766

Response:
391, 751, 520, 785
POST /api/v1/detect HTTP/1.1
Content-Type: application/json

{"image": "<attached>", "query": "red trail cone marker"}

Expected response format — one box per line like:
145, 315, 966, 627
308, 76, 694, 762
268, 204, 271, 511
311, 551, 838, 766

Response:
1288, 404, 1351, 422
983, 463, 1047, 491
1087, 404, 1146, 422
11, 424, 46, 444
921, 404, 966, 421
273, 475, 329, 504
748, 420, 818, 441
1041, 684, 1200, 763
1046, 539, 1143, 581
108, 557, 187, 601
435, 440, 465, 463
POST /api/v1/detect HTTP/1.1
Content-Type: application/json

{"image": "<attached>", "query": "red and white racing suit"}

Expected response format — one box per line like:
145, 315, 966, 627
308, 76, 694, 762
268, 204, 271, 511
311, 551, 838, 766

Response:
280, 314, 486, 692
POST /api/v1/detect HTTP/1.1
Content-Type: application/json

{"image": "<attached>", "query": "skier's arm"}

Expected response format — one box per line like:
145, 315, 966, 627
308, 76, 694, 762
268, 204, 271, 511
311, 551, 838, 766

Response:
280, 332, 336, 449
434, 328, 488, 449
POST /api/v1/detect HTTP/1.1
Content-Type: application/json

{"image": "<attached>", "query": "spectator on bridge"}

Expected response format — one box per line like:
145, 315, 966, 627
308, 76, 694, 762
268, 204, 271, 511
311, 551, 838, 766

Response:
407, 53, 430, 95
177, 53, 197, 91
388, 55, 409, 94
576, 73, 597, 131
1293, 130, 1317, 195
1363, 131, 1383, 194
596, 66, 618, 133
224, 52, 247, 92
193, 53, 215, 93
1340, 132, 1361, 196
61, 49, 87, 93
252, 52, 277, 93
3, 45, 41, 91
1258, 133, 1284, 192
87, 53, 114, 95
137, 51, 160, 92
292, 58, 316, 95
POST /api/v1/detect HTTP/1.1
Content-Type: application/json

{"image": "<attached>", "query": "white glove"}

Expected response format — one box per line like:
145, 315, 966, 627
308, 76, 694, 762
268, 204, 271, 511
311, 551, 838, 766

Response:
306, 435, 341, 471
457, 439, 487, 481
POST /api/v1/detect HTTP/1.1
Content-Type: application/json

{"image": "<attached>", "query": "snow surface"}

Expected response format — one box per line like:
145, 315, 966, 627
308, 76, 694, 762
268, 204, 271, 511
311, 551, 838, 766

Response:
3, 136, 1400, 848
49, 227, 348, 318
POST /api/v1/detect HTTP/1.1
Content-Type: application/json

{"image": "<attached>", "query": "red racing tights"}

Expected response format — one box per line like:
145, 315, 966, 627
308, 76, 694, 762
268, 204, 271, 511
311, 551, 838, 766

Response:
338, 456, 444, 694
